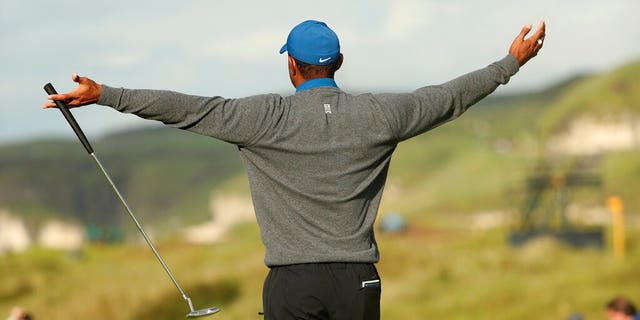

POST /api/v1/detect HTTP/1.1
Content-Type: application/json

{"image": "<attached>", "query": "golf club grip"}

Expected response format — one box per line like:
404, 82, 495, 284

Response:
44, 83, 94, 154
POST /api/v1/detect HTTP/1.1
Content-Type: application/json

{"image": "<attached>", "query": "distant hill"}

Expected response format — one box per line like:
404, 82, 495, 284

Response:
539, 59, 640, 135
0, 128, 243, 233
1, 58, 638, 237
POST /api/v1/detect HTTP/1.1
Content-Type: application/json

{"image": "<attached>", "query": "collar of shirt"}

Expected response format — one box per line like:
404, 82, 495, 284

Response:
296, 78, 339, 93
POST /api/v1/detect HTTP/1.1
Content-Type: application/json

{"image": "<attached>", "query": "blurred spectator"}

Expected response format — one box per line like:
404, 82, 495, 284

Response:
379, 212, 406, 234
567, 312, 584, 320
7, 306, 32, 320
606, 296, 638, 320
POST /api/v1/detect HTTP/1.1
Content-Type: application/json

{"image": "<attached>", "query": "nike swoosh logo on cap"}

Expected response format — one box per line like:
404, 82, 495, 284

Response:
319, 57, 332, 63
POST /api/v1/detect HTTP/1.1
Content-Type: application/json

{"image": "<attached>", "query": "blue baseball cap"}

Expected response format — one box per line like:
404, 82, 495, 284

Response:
279, 20, 340, 66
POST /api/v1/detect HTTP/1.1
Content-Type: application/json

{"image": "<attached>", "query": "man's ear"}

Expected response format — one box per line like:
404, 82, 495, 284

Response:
288, 55, 298, 77
335, 53, 344, 71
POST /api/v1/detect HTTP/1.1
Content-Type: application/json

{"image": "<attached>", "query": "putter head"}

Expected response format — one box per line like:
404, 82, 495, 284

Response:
186, 307, 220, 318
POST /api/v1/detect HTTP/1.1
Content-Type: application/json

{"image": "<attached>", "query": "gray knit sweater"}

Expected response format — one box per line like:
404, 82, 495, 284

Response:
98, 55, 519, 266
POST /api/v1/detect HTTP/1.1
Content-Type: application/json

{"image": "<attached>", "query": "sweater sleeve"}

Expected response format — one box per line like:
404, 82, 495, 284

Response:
375, 54, 520, 141
97, 86, 284, 146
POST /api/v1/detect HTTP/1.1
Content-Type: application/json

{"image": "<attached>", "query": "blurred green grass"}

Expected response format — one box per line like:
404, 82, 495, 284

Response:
1, 221, 638, 319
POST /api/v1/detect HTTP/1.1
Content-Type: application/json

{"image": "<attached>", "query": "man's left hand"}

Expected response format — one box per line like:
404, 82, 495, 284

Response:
509, 20, 546, 66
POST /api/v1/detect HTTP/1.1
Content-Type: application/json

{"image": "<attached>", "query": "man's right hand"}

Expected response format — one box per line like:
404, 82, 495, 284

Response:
43, 73, 102, 109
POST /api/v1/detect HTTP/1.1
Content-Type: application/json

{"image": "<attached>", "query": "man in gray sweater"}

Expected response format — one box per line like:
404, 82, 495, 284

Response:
45, 19, 545, 319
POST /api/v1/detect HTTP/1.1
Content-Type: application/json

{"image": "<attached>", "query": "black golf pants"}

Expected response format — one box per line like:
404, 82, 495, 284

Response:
262, 263, 381, 320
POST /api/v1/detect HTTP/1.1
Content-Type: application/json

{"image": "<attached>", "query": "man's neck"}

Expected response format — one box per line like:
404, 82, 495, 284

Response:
296, 78, 338, 92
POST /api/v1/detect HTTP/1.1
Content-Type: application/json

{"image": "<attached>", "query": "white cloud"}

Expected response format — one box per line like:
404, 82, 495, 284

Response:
100, 51, 147, 68
202, 29, 284, 60
380, 0, 431, 41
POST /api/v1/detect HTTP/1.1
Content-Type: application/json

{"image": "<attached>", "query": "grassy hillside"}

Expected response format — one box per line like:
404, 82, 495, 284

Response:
539, 59, 640, 136
0, 128, 244, 233
536, 59, 640, 212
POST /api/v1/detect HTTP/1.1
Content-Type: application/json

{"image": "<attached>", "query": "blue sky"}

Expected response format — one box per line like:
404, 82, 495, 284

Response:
1, 0, 639, 144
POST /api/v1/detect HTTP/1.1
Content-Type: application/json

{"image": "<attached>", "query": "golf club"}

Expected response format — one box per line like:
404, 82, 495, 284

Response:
44, 83, 220, 318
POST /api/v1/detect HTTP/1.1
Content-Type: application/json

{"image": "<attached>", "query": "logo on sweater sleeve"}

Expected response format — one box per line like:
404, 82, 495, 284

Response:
324, 103, 332, 114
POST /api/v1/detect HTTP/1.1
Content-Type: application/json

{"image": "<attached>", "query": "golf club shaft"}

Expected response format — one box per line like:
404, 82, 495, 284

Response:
43, 83, 194, 311
90, 152, 192, 307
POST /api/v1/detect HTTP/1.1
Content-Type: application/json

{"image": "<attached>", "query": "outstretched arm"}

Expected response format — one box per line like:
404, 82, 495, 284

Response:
43, 73, 102, 109
43, 73, 283, 146
377, 20, 546, 141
